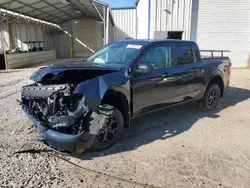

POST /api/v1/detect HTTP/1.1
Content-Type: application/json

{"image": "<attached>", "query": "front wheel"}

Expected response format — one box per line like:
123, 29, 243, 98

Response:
89, 105, 124, 151
200, 84, 221, 111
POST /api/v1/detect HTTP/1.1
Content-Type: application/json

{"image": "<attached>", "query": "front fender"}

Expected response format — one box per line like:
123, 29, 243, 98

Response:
73, 72, 129, 110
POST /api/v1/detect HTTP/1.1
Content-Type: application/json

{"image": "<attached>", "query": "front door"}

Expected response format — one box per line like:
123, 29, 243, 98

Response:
132, 44, 175, 115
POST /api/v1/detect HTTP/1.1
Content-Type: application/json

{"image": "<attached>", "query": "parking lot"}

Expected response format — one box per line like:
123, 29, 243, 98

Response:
0, 65, 250, 188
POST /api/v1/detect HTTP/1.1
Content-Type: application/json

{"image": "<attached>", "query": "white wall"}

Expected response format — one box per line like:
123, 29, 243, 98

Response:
72, 19, 103, 58
0, 21, 10, 52
137, 0, 149, 39
193, 0, 250, 67
112, 8, 137, 41
57, 18, 113, 58
58, 21, 72, 58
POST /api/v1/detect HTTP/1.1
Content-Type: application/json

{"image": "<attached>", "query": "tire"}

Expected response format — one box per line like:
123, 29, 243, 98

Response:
200, 84, 221, 111
89, 104, 124, 151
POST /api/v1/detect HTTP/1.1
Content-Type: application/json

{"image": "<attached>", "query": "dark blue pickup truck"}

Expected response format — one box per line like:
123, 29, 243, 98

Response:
21, 40, 231, 154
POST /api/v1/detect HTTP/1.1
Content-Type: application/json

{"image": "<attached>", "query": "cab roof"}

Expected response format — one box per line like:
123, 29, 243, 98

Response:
116, 39, 197, 46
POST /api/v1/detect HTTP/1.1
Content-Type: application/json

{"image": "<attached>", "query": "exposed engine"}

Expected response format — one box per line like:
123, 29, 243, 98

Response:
22, 84, 88, 134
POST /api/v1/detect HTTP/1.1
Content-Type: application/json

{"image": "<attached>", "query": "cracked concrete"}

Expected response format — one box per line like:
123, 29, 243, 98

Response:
0, 66, 250, 188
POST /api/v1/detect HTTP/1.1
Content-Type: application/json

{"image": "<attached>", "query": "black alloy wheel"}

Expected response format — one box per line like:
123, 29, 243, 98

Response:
95, 115, 120, 146
201, 84, 221, 111
89, 105, 124, 151
207, 88, 219, 108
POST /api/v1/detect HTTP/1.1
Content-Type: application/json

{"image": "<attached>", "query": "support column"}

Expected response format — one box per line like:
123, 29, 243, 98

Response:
103, 6, 106, 45
28, 22, 32, 51
70, 20, 74, 58
105, 6, 109, 45
17, 18, 24, 51
14, 18, 18, 49
35, 23, 38, 50
43, 26, 47, 50
25, 18, 29, 52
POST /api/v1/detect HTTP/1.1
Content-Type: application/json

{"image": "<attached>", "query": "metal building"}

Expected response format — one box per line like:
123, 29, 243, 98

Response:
137, 0, 193, 40
191, 0, 250, 68
135, 0, 250, 67
112, 7, 137, 41
0, 0, 115, 69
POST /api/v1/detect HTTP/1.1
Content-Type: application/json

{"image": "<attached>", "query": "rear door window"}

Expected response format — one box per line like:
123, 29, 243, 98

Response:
176, 45, 195, 65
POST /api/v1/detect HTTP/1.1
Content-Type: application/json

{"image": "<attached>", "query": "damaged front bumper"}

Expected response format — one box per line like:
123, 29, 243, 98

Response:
21, 84, 97, 154
23, 105, 94, 154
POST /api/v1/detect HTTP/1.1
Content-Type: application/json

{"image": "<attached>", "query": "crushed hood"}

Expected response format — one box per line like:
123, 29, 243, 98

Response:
30, 61, 121, 84
28, 61, 130, 110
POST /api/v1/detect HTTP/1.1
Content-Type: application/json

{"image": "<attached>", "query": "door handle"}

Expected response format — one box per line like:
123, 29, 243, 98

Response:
189, 68, 199, 73
162, 73, 173, 78
157, 74, 178, 82
156, 73, 170, 82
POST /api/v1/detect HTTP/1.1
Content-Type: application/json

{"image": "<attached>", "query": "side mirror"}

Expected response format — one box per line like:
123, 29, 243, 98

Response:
135, 63, 155, 74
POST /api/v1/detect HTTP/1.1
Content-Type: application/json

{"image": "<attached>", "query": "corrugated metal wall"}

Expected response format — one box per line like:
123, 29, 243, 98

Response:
193, 0, 250, 67
9, 23, 45, 52
0, 21, 9, 53
150, 0, 193, 40
112, 8, 137, 41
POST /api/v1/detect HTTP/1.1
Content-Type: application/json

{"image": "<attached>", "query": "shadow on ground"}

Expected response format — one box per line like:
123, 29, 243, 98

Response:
81, 86, 250, 159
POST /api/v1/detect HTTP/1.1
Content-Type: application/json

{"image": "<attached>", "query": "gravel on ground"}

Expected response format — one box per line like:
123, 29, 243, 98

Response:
0, 66, 250, 188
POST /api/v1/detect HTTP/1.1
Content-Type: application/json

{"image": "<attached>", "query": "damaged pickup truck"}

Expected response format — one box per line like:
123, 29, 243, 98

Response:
21, 40, 231, 154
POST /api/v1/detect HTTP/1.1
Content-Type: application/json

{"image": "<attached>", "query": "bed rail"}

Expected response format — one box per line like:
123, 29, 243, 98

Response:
200, 50, 231, 58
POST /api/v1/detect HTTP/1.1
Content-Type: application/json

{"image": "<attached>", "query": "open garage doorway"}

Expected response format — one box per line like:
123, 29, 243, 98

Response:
167, 31, 183, 40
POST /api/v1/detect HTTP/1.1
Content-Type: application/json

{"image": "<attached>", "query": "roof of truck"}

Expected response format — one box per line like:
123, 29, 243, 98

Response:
117, 39, 197, 45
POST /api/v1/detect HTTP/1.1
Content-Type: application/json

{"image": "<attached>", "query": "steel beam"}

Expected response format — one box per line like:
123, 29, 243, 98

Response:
78, 0, 97, 18
105, 6, 109, 44
0, 7, 62, 29
14, 19, 18, 49
103, 6, 106, 45
91, 1, 103, 21
25, 18, 29, 52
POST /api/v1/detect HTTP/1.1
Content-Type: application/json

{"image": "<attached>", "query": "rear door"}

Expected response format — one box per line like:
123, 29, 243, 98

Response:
132, 44, 175, 115
169, 43, 205, 103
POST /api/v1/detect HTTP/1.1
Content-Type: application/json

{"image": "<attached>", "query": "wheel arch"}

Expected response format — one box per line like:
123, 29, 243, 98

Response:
101, 88, 131, 128
206, 74, 224, 97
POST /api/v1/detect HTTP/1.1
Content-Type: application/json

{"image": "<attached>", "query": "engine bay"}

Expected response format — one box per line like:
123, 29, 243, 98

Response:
22, 84, 89, 135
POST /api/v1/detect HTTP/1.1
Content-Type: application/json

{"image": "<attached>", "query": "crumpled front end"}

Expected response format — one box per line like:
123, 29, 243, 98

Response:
21, 66, 130, 154
21, 84, 96, 154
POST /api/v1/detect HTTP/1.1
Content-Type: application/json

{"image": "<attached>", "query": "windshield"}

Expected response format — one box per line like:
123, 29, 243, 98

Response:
85, 42, 144, 68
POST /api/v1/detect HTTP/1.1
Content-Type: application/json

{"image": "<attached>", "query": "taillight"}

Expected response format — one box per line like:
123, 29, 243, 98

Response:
229, 61, 232, 75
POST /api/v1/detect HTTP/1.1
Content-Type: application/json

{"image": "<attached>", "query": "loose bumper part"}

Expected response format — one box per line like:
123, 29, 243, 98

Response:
23, 107, 93, 154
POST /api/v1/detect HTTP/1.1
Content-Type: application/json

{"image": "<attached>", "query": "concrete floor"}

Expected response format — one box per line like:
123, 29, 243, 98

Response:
0, 61, 250, 187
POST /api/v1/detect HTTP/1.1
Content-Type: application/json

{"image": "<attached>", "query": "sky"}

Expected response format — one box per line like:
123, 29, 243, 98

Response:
101, 0, 136, 8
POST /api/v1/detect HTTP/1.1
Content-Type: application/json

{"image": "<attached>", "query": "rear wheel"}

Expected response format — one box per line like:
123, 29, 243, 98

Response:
89, 105, 124, 151
200, 84, 221, 111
